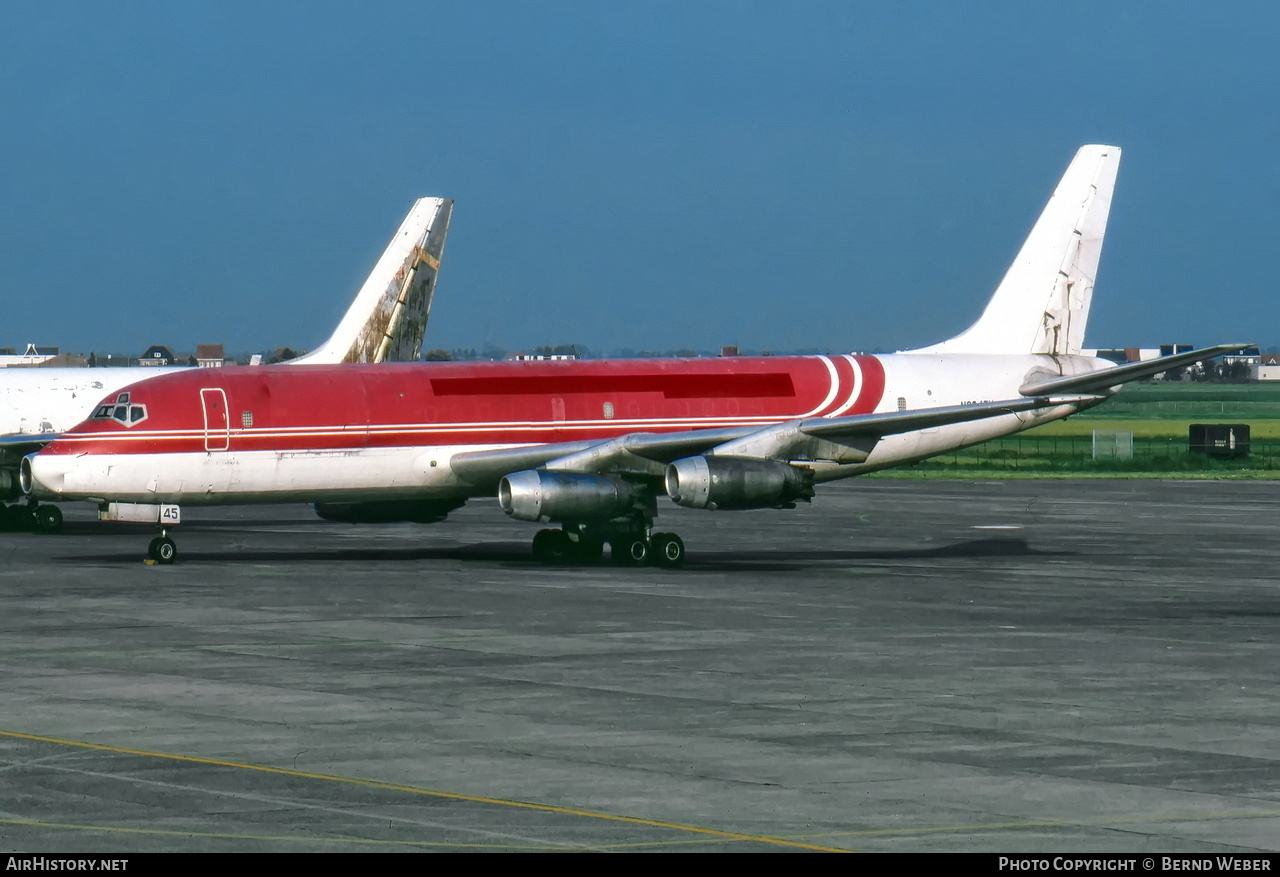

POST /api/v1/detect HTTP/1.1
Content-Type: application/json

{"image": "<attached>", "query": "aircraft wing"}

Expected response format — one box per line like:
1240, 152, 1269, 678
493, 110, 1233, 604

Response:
449, 395, 1084, 485
1019, 344, 1251, 396
0, 432, 59, 457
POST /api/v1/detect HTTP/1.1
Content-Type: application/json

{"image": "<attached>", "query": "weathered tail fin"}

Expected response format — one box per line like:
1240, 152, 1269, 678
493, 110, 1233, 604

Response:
912, 145, 1120, 356
292, 197, 453, 365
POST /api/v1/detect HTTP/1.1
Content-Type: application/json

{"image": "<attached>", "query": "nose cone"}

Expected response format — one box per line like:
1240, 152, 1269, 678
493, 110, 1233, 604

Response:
22, 453, 71, 499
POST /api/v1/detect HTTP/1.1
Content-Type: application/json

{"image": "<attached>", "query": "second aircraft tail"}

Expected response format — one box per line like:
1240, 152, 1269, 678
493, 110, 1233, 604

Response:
292, 197, 453, 365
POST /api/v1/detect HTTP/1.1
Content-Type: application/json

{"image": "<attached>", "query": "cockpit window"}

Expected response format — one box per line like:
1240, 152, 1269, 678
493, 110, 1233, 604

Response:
92, 393, 148, 427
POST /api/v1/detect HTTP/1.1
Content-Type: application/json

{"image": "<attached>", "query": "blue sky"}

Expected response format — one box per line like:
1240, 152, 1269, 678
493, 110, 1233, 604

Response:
1, 2, 1276, 356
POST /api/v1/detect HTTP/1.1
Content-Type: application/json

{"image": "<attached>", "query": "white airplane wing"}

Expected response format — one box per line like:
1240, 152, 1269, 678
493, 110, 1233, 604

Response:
449, 395, 1088, 487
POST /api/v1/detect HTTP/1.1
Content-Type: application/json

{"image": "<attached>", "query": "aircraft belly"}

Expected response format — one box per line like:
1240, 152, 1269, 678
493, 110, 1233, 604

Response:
52, 446, 472, 505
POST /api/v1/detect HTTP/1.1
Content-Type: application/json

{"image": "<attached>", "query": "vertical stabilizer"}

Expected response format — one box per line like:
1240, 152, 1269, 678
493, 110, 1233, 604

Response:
292, 197, 453, 365
912, 145, 1120, 356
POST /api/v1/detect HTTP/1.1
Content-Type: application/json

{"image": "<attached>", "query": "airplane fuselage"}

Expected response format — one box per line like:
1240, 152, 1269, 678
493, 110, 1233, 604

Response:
25, 353, 1109, 506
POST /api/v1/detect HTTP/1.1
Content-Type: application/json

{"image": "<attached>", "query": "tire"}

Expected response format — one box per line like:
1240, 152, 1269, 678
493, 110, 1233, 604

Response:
651, 532, 685, 568
612, 537, 648, 566
33, 505, 63, 534
532, 528, 571, 562
148, 537, 178, 564
569, 537, 604, 563
4, 505, 33, 532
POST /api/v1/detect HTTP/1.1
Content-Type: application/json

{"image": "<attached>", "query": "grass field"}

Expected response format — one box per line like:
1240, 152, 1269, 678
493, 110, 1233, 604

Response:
890, 380, 1280, 478
1027, 381, 1280, 440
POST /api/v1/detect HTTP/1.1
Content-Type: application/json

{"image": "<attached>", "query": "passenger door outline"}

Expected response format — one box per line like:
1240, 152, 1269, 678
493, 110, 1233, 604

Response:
201, 388, 230, 451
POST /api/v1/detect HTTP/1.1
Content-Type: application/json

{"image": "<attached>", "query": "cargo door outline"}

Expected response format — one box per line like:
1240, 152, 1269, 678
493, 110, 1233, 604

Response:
201, 388, 230, 451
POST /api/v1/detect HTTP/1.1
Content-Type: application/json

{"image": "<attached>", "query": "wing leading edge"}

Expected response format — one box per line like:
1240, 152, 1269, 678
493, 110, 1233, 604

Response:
449, 394, 1093, 487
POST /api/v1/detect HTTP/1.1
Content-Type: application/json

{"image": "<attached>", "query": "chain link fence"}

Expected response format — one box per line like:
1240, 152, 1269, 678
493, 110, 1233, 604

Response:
914, 435, 1280, 472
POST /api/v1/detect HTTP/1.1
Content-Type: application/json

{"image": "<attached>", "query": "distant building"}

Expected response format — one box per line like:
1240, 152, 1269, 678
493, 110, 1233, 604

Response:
196, 343, 226, 368
1220, 346, 1261, 366
34, 353, 88, 368
138, 344, 176, 367
505, 352, 577, 361
1084, 347, 1160, 365
0, 343, 58, 368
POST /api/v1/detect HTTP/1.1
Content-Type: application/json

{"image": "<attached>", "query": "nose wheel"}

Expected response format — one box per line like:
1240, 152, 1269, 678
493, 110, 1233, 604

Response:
147, 532, 178, 564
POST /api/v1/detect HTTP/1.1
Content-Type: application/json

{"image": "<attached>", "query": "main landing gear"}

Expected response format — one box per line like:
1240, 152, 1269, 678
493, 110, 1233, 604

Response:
530, 527, 686, 568
0, 501, 63, 533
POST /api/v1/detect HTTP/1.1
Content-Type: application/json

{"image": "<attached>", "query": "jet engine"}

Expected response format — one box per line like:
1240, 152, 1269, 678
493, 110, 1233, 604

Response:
499, 470, 641, 523
313, 498, 466, 524
0, 469, 19, 502
665, 456, 814, 510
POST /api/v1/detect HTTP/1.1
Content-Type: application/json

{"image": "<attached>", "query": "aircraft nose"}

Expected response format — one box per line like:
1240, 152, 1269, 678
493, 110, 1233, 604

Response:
22, 453, 69, 499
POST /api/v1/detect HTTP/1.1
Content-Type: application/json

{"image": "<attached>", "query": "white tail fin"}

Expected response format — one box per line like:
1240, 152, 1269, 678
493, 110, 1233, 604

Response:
292, 197, 453, 365
913, 145, 1120, 356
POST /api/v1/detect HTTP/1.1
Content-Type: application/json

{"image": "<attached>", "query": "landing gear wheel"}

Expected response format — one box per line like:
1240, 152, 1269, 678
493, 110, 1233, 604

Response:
650, 532, 685, 568
611, 537, 649, 566
32, 505, 63, 534
569, 537, 604, 563
3, 505, 33, 532
532, 528, 572, 562
148, 536, 177, 564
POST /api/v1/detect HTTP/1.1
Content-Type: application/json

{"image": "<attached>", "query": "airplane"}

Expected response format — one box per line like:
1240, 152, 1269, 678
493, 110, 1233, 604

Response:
22, 145, 1245, 565
0, 196, 453, 533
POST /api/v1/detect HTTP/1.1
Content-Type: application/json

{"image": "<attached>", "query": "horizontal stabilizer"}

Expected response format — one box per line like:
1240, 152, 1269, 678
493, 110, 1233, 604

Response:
1019, 344, 1251, 396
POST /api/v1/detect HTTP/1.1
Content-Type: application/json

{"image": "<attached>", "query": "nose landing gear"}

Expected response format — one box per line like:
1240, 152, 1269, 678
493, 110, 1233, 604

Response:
147, 532, 178, 564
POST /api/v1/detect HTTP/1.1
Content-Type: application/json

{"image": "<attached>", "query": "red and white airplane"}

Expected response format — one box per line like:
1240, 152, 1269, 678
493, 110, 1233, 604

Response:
0, 196, 452, 532
22, 146, 1242, 564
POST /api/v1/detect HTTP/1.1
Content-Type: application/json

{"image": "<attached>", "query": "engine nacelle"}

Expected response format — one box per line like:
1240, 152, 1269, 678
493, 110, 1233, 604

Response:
313, 498, 466, 524
499, 470, 640, 523
665, 456, 814, 510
